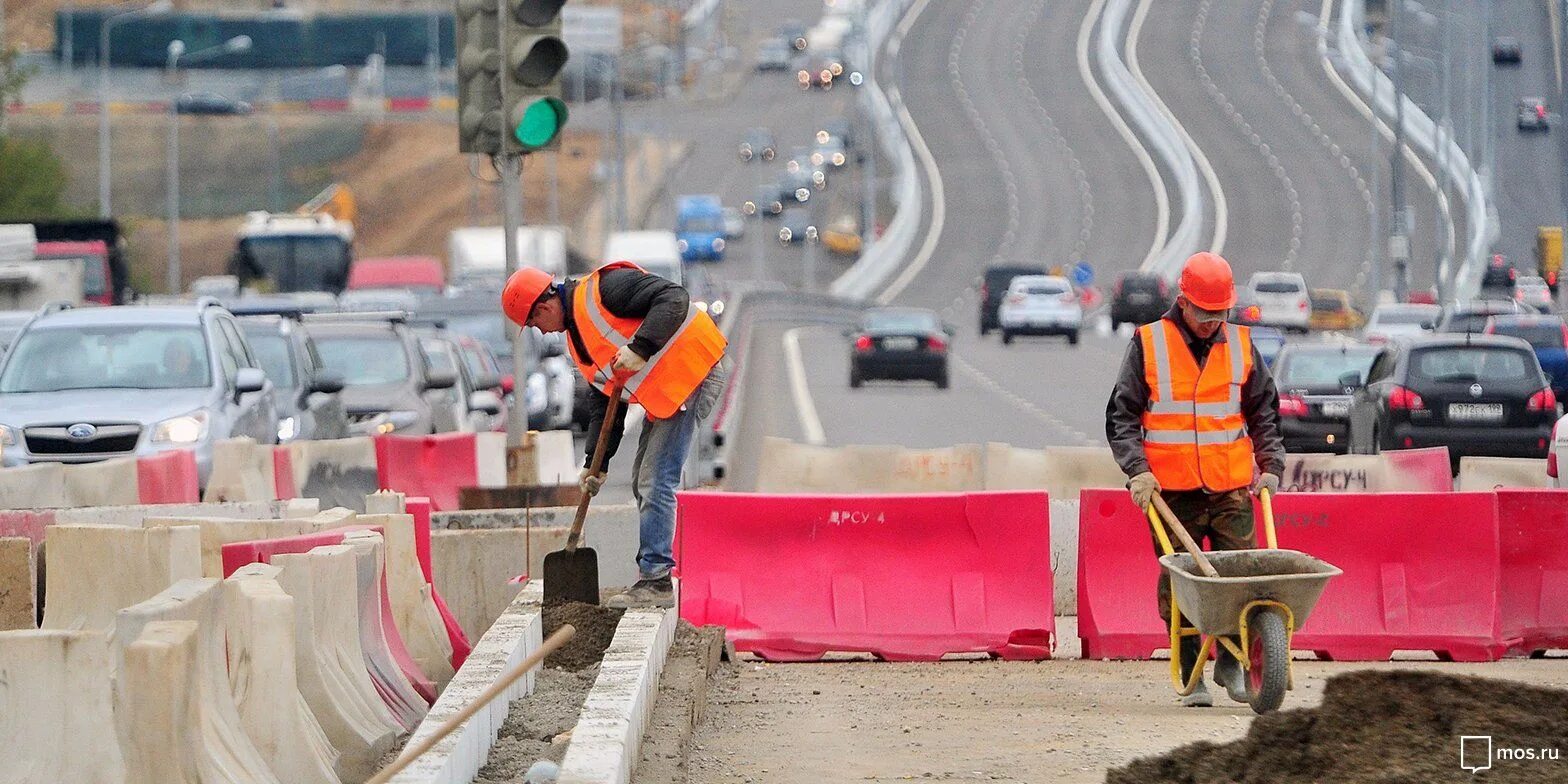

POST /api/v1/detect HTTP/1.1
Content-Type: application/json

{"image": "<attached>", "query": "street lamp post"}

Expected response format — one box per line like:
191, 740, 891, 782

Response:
98, 0, 173, 217
165, 35, 252, 294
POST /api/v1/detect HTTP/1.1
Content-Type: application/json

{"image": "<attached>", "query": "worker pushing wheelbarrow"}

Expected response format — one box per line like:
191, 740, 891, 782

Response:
1106, 252, 1338, 711
1148, 489, 1340, 713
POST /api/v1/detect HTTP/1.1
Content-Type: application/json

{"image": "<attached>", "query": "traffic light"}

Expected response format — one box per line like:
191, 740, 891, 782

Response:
499, 0, 570, 153
456, 0, 503, 153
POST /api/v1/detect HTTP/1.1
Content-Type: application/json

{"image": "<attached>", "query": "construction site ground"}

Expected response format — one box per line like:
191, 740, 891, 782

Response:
669, 618, 1568, 783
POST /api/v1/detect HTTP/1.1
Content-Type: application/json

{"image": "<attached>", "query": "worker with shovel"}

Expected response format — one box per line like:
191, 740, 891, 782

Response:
1104, 252, 1285, 707
503, 263, 727, 608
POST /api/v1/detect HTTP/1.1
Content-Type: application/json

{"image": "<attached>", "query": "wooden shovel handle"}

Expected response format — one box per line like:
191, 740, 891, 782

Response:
1151, 494, 1221, 578
567, 381, 622, 552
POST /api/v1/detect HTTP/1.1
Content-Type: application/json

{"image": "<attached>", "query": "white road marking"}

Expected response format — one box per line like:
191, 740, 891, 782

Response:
782, 326, 827, 445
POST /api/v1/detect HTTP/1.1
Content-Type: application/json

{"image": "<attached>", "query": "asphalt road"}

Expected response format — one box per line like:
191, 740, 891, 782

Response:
1487, 0, 1565, 274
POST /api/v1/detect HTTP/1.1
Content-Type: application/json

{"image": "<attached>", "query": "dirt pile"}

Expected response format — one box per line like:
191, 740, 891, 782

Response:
1108, 670, 1568, 784
474, 665, 600, 783
542, 601, 624, 671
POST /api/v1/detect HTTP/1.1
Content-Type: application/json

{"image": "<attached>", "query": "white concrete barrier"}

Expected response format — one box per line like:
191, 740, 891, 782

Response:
342, 530, 431, 732
41, 524, 202, 633
119, 620, 204, 784
223, 567, 343, 784
0, 463, 66, 509
360, 513, 456, 689
429, 529, 542, 644
0, 629, 126, 783
435, 505, 641, 591
389, 580, 545, 784
983, 443, 1126, 497
60, 456, 141, 507
1, 536, 35, 630
205, 437, 282, 503
755, 437, 984, 492
287, 438, 380, 513
558, 607, 678, 784
1457, 457, 1550, 491
143, 515, 324, 578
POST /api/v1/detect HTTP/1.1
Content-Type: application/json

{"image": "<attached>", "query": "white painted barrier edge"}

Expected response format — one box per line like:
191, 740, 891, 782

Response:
557, 607, 679, 784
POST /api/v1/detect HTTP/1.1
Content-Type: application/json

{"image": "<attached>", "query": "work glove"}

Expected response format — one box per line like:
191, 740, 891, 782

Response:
612, 345, 648, 375
1252, 472, 1281, 496
1128, 471, 1161, 510
579, 468, 605, 498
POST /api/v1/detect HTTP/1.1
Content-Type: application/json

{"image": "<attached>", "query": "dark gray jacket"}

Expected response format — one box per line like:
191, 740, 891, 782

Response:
562, 268, 691, 467
1104, 305, 1286, 481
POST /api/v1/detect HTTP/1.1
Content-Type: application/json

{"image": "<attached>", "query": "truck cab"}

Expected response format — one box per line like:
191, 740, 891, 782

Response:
604, 231, 684, 285
230, 212, 355, 294
675, 195, 727, 262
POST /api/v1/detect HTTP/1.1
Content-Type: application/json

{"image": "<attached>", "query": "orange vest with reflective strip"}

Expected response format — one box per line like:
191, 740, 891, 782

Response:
1137, 318, 1255, 492
568, 262, 727, 420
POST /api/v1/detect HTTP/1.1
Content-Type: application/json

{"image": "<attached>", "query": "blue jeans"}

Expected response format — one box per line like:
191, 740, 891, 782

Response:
630, 365, 725, 579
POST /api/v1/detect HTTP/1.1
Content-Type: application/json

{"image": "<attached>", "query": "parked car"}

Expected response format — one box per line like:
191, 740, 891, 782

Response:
739, 127, 777, 162
0, 301, 277, 483
1244, 272, 1311, 332
1514, 275, 1554, 310
848, 308, 952, 389
1274, 342, 1379, 454
302, 313, 457, 436
979, 264, 1047, 335
175, 92, 252, 115
1347, 334, 1557, 468
1362, 303, 1439, 344
1485, 314, 1568, 398
1308, 289, 1365, 332
1492, 36, 1522, 64
1109, 272, 1171, 330
239, 315, 348, 443
998, 275, 1083, 345
1438, 299, 1531, 334
1518, 97, 1550, 131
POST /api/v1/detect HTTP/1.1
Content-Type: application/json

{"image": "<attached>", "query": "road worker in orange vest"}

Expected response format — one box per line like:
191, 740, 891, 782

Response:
503, 263, 728, 608
1104, 251, 1285, 707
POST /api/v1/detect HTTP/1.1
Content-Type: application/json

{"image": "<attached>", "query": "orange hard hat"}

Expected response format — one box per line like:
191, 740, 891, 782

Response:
501, 267, 555, 325
1179, 252, 1236, 311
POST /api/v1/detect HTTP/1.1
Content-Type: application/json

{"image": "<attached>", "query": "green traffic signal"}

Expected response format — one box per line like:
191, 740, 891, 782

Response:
513, 97, 568, 150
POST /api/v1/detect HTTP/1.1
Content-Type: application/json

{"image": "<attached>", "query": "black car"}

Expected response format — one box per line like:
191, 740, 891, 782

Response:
1480, 253, 1518, 292
239, 315, 348, 443
1347, 334, 1557, 467
979, 264, 1047, 335
175, 92, 253, 116
1438, 299, 1531, 334
739, 127, 777, 162
777, 207, 817, 244
1492, 36, 1522, 64
849, 308, 952, 389
742, 184, 785, 217
1110, 272, 1171, 330
1274, 342, 1379, 455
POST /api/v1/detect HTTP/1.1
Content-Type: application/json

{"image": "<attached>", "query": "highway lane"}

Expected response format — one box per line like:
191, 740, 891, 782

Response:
1487, 0, 1563, 274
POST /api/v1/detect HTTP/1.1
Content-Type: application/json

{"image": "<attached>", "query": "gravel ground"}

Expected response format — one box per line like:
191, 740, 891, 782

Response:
475, 665, 601, 783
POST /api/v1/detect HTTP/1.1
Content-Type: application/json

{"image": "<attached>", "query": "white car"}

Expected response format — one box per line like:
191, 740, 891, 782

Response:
998, 275, 1083, 346
1515, 275, 1554, 311
1362, 303, 1440, 345
1551, 412, 1568, 488
1245, 272, 1311, 332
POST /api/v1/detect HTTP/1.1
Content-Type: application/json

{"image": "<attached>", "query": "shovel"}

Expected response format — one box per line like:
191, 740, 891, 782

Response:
543, 380, 623, 605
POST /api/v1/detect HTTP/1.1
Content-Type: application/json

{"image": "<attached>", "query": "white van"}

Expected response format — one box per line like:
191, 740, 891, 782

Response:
604, 230, 683, 285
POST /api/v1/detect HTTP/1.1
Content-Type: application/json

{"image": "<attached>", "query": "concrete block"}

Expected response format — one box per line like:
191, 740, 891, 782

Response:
389, 580, 543, 784
286, 438, 379, 512
431, 529, 561, 642
0, 629, 125, 783
274, 546, 400, 783
0, 462, 66, 509
1050, 499, 1079, 616
205, 437, 280, 502
50, 500, 300, 526
1457, 456, 1550, 491
60, 456, 141, 507
756, 437, 985, 492
119, 620, 202, 784
0, 537, 36, 630
339, 530, 431, 731
557, 607, 677, 784
41, 524, 202, 633
144, 516, 322, 578
365, 490, 408, 515
434, 504, 641, 590
983, 443, 1125, 496
224, 565, 343, 784
113, 578, 281, 784
358, 513, 456, 689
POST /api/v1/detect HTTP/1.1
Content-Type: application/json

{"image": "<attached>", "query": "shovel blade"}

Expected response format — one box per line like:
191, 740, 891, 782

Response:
542, 547, 600, 605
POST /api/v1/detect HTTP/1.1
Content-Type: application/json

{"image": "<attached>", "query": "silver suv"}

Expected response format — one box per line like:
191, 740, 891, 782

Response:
0, 301, 277, 483
302, 312, 457, 436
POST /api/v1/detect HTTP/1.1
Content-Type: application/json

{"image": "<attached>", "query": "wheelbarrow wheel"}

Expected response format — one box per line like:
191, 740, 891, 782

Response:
1246, 608, 1289, 714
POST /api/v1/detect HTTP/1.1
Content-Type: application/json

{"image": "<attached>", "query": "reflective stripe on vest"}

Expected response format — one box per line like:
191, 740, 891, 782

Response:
1138, 319, 1255, 492
569, 262, 726, 420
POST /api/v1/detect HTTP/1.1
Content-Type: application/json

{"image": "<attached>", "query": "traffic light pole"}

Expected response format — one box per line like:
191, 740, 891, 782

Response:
498, 151, 530, 446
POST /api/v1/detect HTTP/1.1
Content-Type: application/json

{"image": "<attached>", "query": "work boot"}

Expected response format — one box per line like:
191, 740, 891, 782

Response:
1213, 652, 1249, 704
1180, 681, 1214, 708
1176, 635, 1211, 707
606, 575, 673, 609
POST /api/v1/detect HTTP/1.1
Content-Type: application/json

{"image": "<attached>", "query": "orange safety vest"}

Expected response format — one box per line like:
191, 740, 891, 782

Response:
567, 261, 727, 420
1137, 318, 1256, 492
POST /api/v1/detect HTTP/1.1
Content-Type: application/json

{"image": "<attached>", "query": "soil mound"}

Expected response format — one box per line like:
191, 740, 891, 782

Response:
542, 601, 625, 671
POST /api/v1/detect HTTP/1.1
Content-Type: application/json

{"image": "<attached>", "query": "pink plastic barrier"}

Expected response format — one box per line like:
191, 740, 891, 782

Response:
273, 447, 297, 500
221, 525, 437, 703
676, 491, 1055, 662
374, 434, 483, 512
1076, 490, 1507, 661
405, 496, 470, 669
1496, 489, 1568, 655
0, 510, 53, 545
1381, 446, 1454, 491
137, 450, 199, 504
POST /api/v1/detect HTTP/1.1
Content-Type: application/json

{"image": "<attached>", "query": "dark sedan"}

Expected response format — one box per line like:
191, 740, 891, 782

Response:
175, 92, 253, 116
1109, 272, 1170, 330
1274, 342, 1378, 454
849, 308, 952, 389
1347, 334, 1557, 468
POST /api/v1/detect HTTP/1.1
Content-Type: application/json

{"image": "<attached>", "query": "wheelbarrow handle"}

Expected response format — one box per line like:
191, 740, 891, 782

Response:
1258, 486, 1278, 549
1150, 494, 1221, 578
